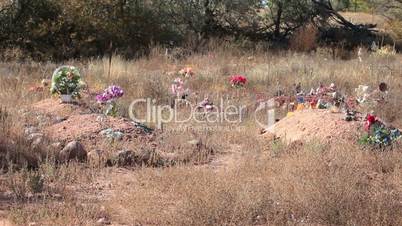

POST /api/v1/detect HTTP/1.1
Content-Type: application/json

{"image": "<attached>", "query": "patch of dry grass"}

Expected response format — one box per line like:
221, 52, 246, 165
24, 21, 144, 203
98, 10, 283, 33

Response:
4, 161, 104, 225
106, 142, 402, 225
9, 201, 104, 226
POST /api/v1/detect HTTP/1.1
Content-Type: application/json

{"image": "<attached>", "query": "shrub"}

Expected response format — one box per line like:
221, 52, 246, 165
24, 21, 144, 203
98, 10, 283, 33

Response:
289, 25, 318, 52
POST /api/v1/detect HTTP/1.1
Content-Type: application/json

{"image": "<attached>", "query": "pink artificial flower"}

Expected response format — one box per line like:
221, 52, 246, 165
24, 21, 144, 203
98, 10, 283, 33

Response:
171, 78, 186, 96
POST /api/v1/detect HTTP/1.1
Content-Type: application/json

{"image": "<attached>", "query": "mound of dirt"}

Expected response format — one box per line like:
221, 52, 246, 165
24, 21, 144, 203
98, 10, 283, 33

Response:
31, 98, 85, 117
27, 98, 154, 151
268, 109, 362, 144
44, 114, 137, 142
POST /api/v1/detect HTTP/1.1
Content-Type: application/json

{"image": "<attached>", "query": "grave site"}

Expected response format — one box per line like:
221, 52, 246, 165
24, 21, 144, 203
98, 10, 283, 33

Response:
1, 1, 402, 225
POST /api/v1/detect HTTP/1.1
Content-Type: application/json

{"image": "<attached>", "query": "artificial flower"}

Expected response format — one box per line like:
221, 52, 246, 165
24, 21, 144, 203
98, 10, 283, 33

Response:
229, 75, 247, 88
50, 66, 82, 99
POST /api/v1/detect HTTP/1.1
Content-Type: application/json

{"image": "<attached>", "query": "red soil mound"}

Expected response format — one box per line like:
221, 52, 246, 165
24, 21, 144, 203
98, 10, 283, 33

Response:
268, 109, 362, 144
44, 114, 135, 142
31, 98, 83, 117
28, 98, 153, 150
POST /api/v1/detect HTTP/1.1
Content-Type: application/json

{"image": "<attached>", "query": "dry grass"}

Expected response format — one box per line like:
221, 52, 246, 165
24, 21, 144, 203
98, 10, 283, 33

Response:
1, 45, 402, 225
106, 142, 402, 225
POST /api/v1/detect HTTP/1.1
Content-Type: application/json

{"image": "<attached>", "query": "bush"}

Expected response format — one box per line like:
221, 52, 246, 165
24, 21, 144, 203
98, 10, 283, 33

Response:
289, 25, 318, 52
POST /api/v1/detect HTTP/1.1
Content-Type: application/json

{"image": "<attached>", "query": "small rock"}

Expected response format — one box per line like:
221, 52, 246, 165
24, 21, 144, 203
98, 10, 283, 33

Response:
58, 141, 87, 163
50, 142, 62, 149
107, 150, 135, 167
24, 126, 38, 135
27, 133, 43, 142
100, 205, 106, 212
18, 109, 28, 114
31, 137, 43, 149
100, 128, 124, 141
136, 148, 152, 164
262, 132, 276, 141
96, 217, 110, 225
88, 149, 104, 166
187, 139, 201, 145
53, 116, 67, 124
99, 128, 113, 136
52, 193, 62, 200
188, 139, 203, 150
36, 115, 47, 123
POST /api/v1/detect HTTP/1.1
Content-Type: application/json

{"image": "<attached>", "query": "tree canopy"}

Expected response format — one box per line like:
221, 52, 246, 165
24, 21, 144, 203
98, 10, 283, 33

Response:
0, 0, 400, 60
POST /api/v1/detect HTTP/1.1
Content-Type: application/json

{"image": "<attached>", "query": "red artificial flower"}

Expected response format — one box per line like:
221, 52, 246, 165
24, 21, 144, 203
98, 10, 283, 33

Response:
310, 97, 318, 108
364, 114, 377, 132
230, 75, 247, 87
366, 114, 376, 124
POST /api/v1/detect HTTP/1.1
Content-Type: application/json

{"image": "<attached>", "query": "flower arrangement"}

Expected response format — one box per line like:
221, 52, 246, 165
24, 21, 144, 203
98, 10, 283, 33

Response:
178, 67, 194, 78
229, 75, 247, 88
355, 85, 370, 104
171, 78, 189, 99
361, 125, 401, 147
50, 66, 82, 100
197, 97, 214, 112
360, 114, 401, 147
96, 85, 124, 117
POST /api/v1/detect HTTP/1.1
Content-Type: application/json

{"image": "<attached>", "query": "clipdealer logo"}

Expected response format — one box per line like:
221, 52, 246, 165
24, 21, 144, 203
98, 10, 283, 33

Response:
128, 97, 275, 130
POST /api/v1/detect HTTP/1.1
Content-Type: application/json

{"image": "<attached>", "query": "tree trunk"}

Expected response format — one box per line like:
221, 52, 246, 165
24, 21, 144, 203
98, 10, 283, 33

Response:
202, 0, 213, 39
274, 2, 283, 39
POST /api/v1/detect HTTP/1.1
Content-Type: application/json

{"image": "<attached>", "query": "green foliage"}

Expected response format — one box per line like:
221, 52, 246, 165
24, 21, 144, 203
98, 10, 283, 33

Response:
1, 0, 401, 60
368, 0, 402, 19
0, 0, 180, 60
105, 101, 119, 117
349, 0, 371, 11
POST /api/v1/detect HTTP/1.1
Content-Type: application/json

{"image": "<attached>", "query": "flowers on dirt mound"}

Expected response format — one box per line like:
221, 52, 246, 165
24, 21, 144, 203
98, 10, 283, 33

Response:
96, 85, 124, 117
360, 114, 401, 147
229, 75, 247, 88
96, 85, 124, 102
50, 66, 83, 99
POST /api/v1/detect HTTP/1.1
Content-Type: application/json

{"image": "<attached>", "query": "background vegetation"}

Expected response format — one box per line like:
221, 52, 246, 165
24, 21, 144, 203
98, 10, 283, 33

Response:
1, 0, 402, 61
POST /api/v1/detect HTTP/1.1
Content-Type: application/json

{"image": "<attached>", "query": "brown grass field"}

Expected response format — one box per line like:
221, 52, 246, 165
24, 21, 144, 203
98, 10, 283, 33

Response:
1, 44, 402, 225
